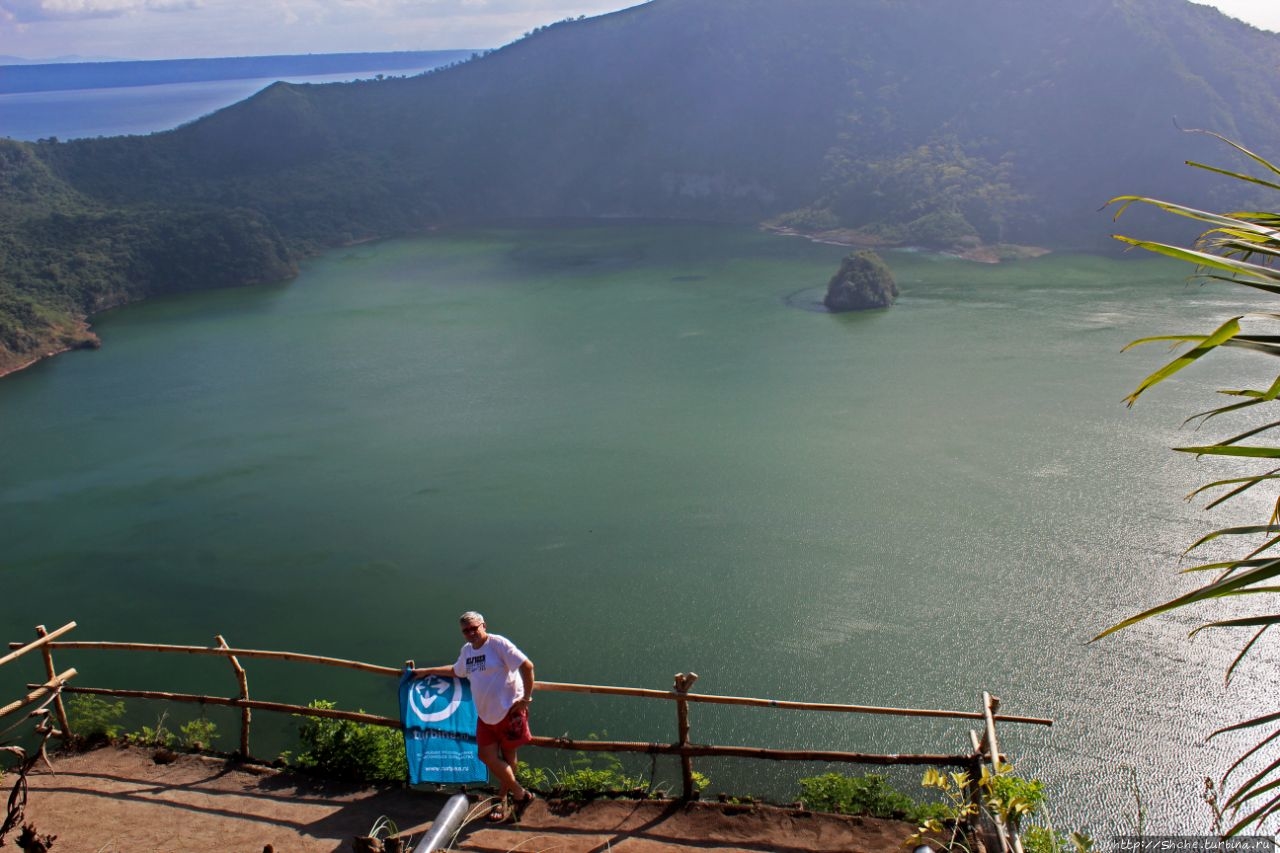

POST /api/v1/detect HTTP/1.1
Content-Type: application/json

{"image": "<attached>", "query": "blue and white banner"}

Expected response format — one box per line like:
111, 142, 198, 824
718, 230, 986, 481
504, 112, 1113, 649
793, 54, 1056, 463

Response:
399, 668, 487, 784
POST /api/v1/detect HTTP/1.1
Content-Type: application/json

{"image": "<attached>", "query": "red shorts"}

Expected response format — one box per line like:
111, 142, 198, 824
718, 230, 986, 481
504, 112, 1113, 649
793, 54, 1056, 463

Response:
477, 705, 532, 750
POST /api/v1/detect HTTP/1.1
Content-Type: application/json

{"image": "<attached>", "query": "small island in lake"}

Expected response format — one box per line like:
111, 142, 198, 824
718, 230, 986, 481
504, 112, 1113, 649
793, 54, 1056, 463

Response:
823, 250, 898, 312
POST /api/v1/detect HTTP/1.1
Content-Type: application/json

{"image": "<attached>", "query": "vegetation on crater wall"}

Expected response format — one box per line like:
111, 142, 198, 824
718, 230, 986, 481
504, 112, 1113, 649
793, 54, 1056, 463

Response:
6, 0, 1280, 371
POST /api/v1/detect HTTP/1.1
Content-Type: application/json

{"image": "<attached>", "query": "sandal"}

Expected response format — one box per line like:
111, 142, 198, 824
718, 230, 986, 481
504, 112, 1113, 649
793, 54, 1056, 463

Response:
513, 790, 536, 820
486, 801, 509, 823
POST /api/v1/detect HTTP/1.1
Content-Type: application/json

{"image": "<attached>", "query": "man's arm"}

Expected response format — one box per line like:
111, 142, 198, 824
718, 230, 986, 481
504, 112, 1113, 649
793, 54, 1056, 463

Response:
411, 664, 457, 679
514, 658, 535, 708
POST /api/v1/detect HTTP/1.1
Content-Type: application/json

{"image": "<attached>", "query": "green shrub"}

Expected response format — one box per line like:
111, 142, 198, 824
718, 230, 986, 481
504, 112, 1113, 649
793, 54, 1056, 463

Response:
798, 772, 935, 820
550, 748, 645, 801
1023, 824, 1094, 853
906, 208, 979, 247
773, 206, 841, 231
178, 717, 219, 750
988, 771, 1046, 830
126, 712, 176, 748
290, 700, 407, 783
66, 695, 125, 739
515, 760, 548, 791
911, 765, 1091, 853
541, 734, 707, 801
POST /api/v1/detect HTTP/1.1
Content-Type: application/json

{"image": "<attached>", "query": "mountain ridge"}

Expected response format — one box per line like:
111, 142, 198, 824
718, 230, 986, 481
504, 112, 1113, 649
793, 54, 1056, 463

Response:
4, 0, 1280, 375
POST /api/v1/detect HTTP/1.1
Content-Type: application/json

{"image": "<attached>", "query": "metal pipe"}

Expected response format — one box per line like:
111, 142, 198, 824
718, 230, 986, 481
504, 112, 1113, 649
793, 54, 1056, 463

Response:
412, 793, 470, 853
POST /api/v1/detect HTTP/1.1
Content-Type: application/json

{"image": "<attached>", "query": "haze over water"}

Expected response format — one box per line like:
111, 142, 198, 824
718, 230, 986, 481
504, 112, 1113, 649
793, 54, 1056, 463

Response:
1, 223, 1271, 831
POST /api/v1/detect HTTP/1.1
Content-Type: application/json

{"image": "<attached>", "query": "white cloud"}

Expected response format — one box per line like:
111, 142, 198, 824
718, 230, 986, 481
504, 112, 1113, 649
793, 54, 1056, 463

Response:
1191, 0, 1280, 32
0, 0, 199, 22
0, 0, 640, 59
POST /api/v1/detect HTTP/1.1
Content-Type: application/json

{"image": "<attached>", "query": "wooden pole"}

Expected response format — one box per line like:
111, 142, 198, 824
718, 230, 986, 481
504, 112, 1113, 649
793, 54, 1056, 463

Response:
535, 680, 1052, 725
10, 641, 1053, 727
966, 752, 985, 835
527, 734, 973, 766
216, 635, 251, 758
35, 626, 71, 739
48, 685, 402, 729
0, 622, 76, 668
982, 692, 1004, 767
1, 669, 77, 719
982, 692, 1015, 853
673, 672, 698, 799
11, 641, 401, 677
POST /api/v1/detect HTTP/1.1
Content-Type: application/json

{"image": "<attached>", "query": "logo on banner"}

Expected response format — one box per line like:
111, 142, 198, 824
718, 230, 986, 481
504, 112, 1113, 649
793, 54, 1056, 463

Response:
399, 668, 486, 784
406, 675, 463, 725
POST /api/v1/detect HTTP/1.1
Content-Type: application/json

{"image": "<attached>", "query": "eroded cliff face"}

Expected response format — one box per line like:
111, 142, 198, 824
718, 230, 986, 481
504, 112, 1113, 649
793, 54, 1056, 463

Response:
823, 250, 898, 312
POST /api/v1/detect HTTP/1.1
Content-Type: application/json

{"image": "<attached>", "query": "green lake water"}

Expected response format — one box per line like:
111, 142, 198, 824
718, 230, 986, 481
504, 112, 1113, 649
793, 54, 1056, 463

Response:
1, 222, 1271, 832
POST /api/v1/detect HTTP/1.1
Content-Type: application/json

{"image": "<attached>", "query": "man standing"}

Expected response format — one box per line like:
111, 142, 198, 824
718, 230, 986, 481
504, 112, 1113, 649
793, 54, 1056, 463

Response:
414, 611, 535, 821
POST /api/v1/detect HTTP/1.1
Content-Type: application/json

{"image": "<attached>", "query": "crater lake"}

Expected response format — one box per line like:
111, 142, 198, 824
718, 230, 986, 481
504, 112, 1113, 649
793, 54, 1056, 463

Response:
1, 222, 1267, 832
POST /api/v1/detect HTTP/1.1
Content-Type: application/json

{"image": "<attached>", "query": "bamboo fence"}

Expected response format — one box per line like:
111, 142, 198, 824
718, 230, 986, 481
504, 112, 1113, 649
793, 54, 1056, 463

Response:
4, 622, 1051, 852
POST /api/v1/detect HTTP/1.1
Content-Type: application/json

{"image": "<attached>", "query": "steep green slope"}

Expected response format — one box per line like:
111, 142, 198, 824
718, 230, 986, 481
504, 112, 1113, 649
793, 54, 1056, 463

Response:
6, 0, 1280, 372
0, 139, 295, 374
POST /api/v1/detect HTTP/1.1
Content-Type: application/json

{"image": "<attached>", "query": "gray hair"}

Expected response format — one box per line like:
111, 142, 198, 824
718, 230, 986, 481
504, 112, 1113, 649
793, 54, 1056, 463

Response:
459, 611, 485, 625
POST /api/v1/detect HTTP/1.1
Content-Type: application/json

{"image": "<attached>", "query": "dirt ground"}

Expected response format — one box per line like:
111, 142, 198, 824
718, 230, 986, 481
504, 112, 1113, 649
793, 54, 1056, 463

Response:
12, 744, 930, 852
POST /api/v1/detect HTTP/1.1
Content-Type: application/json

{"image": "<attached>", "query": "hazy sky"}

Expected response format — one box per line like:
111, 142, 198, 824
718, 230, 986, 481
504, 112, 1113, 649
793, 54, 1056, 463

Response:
0, 0, 1278, 62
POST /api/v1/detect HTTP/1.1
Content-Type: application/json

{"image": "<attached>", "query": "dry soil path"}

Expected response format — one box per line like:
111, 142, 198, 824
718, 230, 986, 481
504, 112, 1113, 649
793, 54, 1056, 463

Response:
15, 745, 926, 852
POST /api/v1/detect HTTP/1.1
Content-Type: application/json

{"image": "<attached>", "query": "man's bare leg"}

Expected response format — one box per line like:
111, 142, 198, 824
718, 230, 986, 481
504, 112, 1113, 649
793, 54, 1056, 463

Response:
479, 742, 526, 815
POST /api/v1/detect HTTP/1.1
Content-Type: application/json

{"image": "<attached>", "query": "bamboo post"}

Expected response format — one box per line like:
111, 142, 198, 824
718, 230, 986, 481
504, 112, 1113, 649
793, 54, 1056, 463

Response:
216, 635, 251, 757
35, 626, 71, 739
10, 641, 401, 677
673, 672, 699, 799
1, 669, 77, 719
47, 684, 401, 728
962, 747, 983, 845
967, 729, 984, 815
0, 621, 76, 668
982, 692, 1015, 853
982, 692, 1003, 768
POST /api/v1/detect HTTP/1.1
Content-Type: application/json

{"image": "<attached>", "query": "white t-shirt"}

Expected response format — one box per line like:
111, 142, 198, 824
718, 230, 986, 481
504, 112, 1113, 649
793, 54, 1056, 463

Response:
453, 633, 529, 725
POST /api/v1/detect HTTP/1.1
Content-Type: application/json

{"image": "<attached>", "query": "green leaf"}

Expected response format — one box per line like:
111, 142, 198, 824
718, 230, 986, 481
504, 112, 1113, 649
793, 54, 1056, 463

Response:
1226, 793, 1280, 838
1185, 397, 1264, 427
1184, 161, 1280, 194
1108, 195, 1280, 239
1223, 726, 1280, 780
1195, 419, 1280, 449
1179, 557, 1276, 574
1188, 471, 1280, 511
1182, 130, 1280, 179
1226, 770, 1280, 811
1123, 317, 1241, 407
1212, 710, 1280, 738
1112, 238, 1280, 292
1093, 560, 1280, 640
1226, 626, 1272, 686
1185, 526, 1280, 552
1175, 444, 1280, 459
1190, 615, 1280, 632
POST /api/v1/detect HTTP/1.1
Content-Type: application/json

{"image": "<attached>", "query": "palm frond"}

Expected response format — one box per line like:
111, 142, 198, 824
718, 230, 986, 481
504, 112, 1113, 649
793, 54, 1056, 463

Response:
1107, 135, 1280, 834
1122, 317, 1241, 407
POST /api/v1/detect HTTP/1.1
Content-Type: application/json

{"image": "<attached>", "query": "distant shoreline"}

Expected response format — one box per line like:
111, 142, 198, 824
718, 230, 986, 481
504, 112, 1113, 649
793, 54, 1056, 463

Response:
762, 224, 1051, 264
0, 49, 477, 96
0, 320, 98, 380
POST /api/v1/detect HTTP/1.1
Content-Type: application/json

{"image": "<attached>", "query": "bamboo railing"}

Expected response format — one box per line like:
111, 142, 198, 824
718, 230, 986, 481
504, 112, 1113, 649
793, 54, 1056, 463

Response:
0, 622, 77, 740
5, 622, 1049, 851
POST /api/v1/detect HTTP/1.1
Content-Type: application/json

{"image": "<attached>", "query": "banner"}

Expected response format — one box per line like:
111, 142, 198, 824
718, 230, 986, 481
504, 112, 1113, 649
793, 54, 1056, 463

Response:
399, 668, 487, 784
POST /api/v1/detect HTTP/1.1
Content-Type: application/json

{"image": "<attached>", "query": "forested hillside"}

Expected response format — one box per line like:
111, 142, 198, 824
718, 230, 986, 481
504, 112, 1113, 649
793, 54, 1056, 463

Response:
5, 0, 1280, 373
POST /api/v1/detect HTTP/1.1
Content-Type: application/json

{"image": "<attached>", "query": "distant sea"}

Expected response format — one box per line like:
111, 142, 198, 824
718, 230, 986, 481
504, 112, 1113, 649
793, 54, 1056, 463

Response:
0, 51, 475, 141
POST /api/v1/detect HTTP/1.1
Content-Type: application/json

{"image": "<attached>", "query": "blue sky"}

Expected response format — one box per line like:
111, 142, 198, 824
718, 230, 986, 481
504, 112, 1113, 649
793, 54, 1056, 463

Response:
0, 0, 1277, 62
